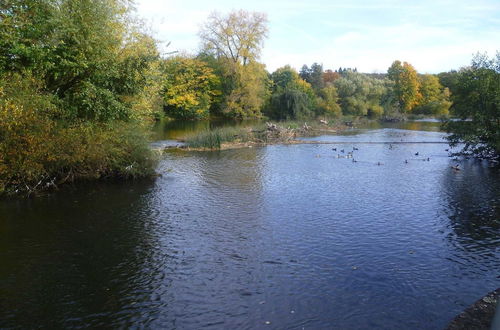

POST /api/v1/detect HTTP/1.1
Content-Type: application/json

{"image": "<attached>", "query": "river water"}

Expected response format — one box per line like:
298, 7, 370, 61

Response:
1, 121, 499, 329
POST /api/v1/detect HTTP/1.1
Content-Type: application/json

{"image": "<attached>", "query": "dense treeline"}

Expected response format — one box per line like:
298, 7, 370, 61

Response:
0, 4, 498, 195
161, 11, 452, 121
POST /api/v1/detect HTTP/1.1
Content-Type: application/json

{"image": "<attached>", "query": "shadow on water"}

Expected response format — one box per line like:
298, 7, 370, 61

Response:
440, 160, 500, 253
436, 160, 500, 322
0, 180, 171, 328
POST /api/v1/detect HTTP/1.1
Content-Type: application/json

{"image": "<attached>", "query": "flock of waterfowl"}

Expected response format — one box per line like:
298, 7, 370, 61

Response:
325, 144, 461, 171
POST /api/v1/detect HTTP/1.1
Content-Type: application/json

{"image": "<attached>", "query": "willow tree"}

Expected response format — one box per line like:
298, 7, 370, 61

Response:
198, 10, 269, 118
266, 65, 316, 120
334, 72, 387, 116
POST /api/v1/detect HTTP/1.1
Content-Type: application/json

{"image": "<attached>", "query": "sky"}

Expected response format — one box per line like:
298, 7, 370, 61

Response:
134, 0, 500, 74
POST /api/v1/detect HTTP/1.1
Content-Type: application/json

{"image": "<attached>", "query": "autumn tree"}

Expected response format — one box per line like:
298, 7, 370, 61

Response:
162, 56, 220, 120
323, 69, 341, 85
199, 10, 268, 66
413, 74, 451, 116
0, 0, 161, 194
198, 10, 269, 118
387, 60, 421, 112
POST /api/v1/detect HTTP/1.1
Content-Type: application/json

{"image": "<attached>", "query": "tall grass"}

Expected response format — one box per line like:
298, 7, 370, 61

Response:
185, 127, 252, 149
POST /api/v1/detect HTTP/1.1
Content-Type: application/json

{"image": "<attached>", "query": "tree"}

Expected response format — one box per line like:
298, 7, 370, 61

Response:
162, 56, 220, 120
0, 0, 163, 122
299, 65, 311, 83
414, 74, 451, 116
323, 69, 341, 85
387, 60, 421, 112
317, 85, 341, 117
222, 61, 270, 118
334, 72, 387, 116
198, 10, 269, 118
299, 62, 324, 91
266, 65, 316, 120
199, 10, 268, 66
0, 0, 161, 193
437, 70, 460, 95
443, 53, 500, 159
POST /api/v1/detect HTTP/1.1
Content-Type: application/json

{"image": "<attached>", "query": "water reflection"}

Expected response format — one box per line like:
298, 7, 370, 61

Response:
0, 181, 167, 328
441, 160, 500, 248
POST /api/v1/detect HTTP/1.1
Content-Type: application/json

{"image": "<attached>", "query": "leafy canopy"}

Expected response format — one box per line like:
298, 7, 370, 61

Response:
443, 53, 500, 158
162, 56, 220, 120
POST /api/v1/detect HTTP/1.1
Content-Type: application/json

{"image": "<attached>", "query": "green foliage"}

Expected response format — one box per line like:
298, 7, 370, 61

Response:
437, 70, 460, 95
162, 56, 220, 120
0, 0, 162, 195
1, 0, 162, 123
334, 72, 387, 116
271, 65, 300, 90
0, 74, 156, 195
316, 85, 341, 117
443, 53, 500, 158
300, 63, 324, 91
266, 65, 316, 120
115, 33, 164, 121
0, 0, 57, 74
269, 89, 315, 120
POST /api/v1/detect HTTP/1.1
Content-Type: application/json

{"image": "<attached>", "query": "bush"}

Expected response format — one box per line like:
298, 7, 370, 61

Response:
0, 74, 157, 196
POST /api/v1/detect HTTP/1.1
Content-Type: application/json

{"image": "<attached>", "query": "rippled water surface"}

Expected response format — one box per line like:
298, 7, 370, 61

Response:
1, 122, 499, 329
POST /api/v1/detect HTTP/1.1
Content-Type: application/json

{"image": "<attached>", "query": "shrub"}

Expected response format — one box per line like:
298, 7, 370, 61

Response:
0, 74, 157, 196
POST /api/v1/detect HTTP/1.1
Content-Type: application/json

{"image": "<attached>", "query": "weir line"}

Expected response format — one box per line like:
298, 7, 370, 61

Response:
295, 141, 449, 145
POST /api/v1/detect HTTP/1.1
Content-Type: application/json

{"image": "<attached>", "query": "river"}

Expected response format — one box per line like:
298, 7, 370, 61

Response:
1, 120, 499, 329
